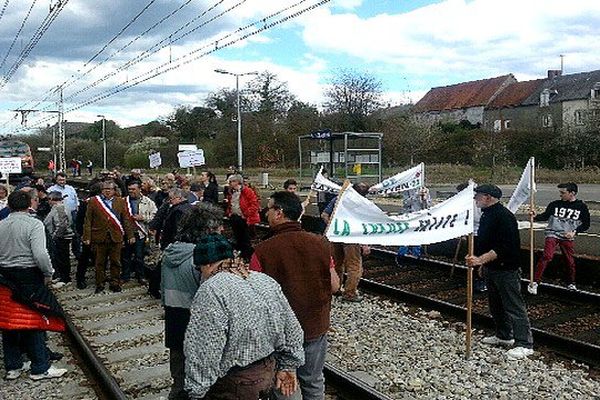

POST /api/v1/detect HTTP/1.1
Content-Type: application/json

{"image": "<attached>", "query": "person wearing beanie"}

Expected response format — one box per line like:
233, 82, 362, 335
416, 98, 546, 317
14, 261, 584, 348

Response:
466, 184, 534, 360
160, 203, 224, 400
184, 234, 304, 399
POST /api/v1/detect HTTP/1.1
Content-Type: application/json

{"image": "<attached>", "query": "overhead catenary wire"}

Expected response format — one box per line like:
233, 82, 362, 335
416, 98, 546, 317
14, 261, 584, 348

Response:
9, 0, 203, 121
0, 0, 11, 24
0, 0, 71, 89
22, 0, 234, 117
63, 0, 246, 103
63, 0, 311, 105
0, 0, 39, 72
57, 0, 199, 98
22, 0, 331, 130
7, 0, 159, 116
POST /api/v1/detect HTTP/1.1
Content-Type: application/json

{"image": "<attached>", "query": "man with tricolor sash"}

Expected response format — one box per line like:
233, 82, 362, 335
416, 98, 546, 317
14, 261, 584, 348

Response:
122, 180, 157, 285
83, 181, 135, 293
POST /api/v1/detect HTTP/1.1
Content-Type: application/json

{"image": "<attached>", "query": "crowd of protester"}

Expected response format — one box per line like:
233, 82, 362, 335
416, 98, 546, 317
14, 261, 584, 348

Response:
0, 163, 589, 396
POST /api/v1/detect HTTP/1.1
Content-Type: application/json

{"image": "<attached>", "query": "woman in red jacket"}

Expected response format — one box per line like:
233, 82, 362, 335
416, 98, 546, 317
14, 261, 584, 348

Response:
225, 174, 260, 260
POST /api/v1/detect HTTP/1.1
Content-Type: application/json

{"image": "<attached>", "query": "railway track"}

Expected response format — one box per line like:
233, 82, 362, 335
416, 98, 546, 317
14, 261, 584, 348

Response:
251, 223, 600, 367
52, 269, 394, 400
357, 248, 600, 367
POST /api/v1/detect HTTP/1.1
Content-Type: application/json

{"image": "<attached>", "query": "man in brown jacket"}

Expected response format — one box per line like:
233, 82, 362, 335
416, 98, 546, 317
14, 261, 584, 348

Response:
250, 191, 339, 400
83, 181, 134, 293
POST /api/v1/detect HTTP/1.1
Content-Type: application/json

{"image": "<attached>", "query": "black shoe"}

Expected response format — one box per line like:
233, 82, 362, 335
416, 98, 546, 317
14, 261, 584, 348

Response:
109, 285, 122, 293
137, 278, 148, 286
76, 281, 87, 290
148, 290, 161, 299
95, 286, 104, 294
49, 351, 64, 361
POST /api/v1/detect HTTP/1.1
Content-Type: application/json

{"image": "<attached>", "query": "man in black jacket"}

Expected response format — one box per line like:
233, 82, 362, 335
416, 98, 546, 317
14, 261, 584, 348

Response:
529, 182, 590, 293
466, 184, 534, 360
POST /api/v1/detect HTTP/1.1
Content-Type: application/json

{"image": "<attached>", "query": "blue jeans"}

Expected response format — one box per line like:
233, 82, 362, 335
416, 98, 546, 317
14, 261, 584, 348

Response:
122, 237, 146, 280
275, 334, 327, 400
2, 330, 50, 374
398, 246, 421, 258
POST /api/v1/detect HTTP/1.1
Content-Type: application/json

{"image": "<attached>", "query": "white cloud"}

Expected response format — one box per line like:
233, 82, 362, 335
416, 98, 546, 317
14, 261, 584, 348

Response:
299, 0, 600, 84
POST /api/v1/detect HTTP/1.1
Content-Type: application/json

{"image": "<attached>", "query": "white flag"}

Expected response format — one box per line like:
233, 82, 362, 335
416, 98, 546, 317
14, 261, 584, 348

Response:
326, 182, 474, 246
369, 163, 424, 195
310, 166, 342, 194
507, 157, 536, 214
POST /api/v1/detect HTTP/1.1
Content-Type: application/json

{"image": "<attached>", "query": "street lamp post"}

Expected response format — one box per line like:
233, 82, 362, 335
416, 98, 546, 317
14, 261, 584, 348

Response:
214, 69, 258, 172
97, 115, 106, 170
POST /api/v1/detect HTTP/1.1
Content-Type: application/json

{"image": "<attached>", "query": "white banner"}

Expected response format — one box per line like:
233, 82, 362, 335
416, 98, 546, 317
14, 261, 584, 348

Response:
178, 150, 205, 168
149, 152, 162, 168
0, 157, 22, 174
507, 157, 536, 214
369, 163, 424, 195
326, 182, 474, 246
310, 166, 341, 194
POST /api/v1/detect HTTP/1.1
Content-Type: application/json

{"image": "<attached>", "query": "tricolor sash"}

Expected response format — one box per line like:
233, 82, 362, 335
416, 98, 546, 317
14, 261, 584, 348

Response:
94, 195, 124, 235
125, 196, 147, 238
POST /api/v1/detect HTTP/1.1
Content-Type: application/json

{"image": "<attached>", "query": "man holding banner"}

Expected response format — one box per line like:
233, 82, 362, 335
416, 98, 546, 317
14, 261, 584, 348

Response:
322, 182, 371, 303
466, 184, 534, 360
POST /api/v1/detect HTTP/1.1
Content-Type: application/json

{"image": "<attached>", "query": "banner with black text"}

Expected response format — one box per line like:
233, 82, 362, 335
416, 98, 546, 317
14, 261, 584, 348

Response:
310, 166, 342, 194
326, 182, 474, 246
369, 163, 424, 195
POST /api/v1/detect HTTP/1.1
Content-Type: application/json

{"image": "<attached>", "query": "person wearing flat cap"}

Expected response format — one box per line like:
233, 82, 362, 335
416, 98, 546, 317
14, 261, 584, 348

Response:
44, 191, 74, 286
184, 233, 305, 399
466, 184, 534, 360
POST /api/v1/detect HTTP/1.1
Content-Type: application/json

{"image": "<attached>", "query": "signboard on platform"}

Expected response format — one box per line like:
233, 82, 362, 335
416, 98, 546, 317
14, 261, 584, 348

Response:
149, 152, 162, 168
177, 149, 205, 168
178, 144, 198, 152
0, 157, 22, 174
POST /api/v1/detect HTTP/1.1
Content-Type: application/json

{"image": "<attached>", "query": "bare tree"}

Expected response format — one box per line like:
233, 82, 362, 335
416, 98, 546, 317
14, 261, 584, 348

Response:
324, 68, 383, 131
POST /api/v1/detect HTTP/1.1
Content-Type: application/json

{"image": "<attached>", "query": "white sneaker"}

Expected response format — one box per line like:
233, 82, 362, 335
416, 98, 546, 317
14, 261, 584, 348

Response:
5, 361, 31, 380
481, 336, 515, 346
507, 347, 534, 360
567, 284, 577, 290
29, 365, 67, 380
527, 282, 538, 295
52, 281, 66, 289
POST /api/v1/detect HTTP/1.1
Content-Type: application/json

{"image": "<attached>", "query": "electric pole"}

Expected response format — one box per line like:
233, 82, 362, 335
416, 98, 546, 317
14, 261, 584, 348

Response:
57, 87, 65, 172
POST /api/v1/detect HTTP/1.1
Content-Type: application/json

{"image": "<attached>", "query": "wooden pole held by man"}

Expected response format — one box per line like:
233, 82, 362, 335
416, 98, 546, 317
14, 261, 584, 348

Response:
466, 233, 474, 359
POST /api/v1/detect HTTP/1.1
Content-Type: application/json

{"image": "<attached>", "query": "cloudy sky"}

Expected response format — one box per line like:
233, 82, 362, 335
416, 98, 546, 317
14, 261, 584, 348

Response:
1, 0, 600, 131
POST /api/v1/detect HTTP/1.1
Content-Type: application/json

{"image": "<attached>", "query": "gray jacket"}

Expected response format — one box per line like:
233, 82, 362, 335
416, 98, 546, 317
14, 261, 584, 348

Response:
44, 203, 74, 239
0, 212, 54, 277
160, 242, 201, 309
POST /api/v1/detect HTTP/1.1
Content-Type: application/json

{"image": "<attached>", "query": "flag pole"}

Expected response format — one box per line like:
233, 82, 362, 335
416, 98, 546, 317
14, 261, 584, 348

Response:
529, 157, 535, 284
323, 180, 351, 234
299, 190, 316, 221
466, 233, 474, 359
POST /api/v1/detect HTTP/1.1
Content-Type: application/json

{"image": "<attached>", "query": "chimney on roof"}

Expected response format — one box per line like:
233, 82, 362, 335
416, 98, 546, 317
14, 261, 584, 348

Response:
547, 69, 562, 80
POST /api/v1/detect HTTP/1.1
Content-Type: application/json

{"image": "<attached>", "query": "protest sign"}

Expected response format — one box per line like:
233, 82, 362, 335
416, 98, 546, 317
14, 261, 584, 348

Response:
326, 181, 474, 246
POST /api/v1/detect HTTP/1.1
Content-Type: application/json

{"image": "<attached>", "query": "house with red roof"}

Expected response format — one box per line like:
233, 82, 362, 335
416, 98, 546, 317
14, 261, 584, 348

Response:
483, 78, 546, 132
413, 74, 516, 126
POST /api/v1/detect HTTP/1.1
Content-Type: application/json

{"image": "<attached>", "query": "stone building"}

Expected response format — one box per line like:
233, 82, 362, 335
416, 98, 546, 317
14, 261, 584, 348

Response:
413, 75, 516, 126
